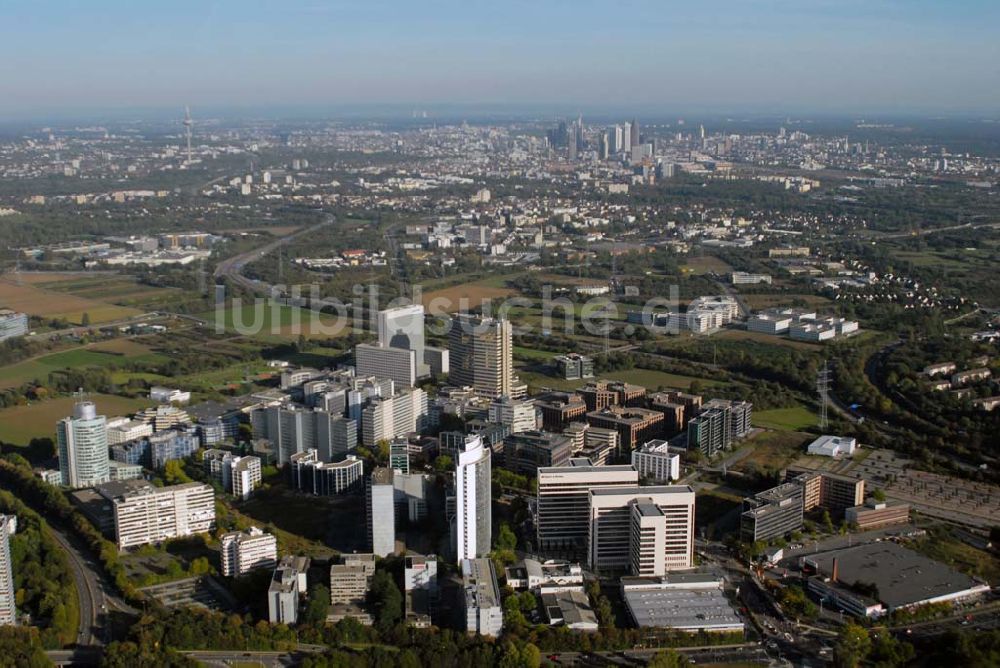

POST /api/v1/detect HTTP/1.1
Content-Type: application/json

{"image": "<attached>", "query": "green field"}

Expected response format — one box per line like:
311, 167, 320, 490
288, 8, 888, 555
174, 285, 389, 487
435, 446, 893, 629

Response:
753, 406, 818, 431
517, 366, 724, 392
199, 302, 353, 340
0, 394, 153, 445
0, 343, 168, 390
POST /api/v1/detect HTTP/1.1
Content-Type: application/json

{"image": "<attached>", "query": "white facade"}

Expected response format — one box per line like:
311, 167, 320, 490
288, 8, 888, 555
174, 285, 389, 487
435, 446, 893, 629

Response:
536, 461, 638, 553
106, 418, 154, 446
588, 486, 695, 574
361, 388, 428, 447
220, 527, 278, 577
0, 515, 16, 626
455, 434, 491, 560
807, 435, 857, 458
377, 304, 428, 377
112, 482, 215, 549
367, 468, 396, 557
149, 387, 192, 405
488, 396, 537, 433
57, 401, 110, 489
631, 440, 681, 482
355, 343, 417, 388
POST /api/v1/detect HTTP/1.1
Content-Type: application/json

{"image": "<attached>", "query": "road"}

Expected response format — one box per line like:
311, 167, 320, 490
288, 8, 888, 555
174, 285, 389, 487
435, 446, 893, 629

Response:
47, 526, 104, 647
48, 524, 138, 648
24, 311, 166, 342
214, 215, 336, 297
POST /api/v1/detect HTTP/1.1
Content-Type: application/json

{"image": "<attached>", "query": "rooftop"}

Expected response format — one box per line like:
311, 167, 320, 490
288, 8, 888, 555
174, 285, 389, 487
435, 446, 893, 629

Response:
802, 542, 988, 610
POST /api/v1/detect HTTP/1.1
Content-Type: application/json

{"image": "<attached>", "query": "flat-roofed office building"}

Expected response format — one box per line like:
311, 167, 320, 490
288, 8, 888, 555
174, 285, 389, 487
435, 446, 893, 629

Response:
588, 485, 695, 574
536, 460, 638, 556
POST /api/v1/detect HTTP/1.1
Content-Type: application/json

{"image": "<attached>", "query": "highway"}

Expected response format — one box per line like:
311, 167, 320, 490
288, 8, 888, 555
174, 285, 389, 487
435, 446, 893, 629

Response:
213, 215, 336, 297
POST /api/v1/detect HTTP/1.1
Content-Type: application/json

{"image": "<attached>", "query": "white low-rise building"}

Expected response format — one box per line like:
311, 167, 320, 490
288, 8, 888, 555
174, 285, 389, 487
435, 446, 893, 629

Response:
631, 440, 681, 482
807, 435, 857, 458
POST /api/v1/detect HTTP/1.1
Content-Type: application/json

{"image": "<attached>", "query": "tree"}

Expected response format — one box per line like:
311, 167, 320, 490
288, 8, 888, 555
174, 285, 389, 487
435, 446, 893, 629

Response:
834, 623, 872, 668
433, 455, 453, 473
81, 312, 91, 326
868, 628, 916, 667
302, 583, 331, 626
647, 649, 687, 668
872, 488, 887, 503
367, 570, 402, 633
163, 459, 192, 485
496, 522, 517, 551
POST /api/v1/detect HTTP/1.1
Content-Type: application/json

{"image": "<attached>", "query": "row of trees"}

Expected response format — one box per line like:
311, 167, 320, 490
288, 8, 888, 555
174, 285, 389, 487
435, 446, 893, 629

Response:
0, 490, 79, 648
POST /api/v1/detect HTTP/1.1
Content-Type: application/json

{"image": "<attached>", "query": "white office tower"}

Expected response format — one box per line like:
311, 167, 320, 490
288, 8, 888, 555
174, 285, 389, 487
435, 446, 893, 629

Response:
488, 396, 537, 433
355, 342, 417, 388
448, 314, 518, 400
367, 467, 396, 557
378, 304, 429, 378
361, 388, 428, 447
112, 482, 216, 549
204, 450, 262, 500
0, 516, 16, 626
588, 485, 695, 574
536, 460, 638, 555
220, 527, 278, 577
455, 434, 491, 560
629, 500, 669, 576
251, 406, 356, 465
57, 400, 110, 488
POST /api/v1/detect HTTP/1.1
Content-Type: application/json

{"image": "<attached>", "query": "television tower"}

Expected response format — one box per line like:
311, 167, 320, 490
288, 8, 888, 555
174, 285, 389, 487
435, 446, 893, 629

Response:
183, 106, 193, 165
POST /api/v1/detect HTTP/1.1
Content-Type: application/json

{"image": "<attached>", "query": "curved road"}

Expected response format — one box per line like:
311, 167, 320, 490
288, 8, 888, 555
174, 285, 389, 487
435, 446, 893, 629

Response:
213, 215, 336, 296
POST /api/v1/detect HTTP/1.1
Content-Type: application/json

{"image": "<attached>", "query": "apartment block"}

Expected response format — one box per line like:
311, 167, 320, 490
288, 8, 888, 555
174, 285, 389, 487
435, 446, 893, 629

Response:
290, 450, 364, 495
112, 482, 215, 549
220, 527, 278, 577
0, 516, 15, 626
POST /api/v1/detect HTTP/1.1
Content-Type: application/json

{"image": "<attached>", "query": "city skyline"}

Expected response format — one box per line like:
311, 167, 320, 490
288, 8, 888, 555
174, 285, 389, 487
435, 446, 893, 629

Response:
0, 0, 997, 119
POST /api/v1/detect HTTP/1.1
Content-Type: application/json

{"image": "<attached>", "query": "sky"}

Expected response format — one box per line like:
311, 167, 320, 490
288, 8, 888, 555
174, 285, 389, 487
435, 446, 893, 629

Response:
0, 0, 997, 120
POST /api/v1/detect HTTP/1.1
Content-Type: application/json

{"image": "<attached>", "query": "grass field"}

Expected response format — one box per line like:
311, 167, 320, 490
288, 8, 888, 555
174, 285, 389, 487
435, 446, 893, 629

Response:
715, 329, 822, 351
913, 526, 1000, 582
681, 255, 732, 275
742, 293, 833, 310
0, 278, 140, 324
0, 339, 166, 389
753, 405, 818, 431
0, 394, 152, 445
734, 429, 814, 472
517, 366, 724, 392
198, 302, 354, 340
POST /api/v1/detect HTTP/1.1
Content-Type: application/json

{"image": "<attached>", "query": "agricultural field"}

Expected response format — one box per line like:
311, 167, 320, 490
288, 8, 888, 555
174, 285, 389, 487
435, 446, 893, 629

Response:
198, 302, 354, 340
752, 405, 819, 431
420, 278, 516, 313
0, 338, 168, 390
680, 254, 733, 275
0, 393, 153, 445
0, 275, 140, 325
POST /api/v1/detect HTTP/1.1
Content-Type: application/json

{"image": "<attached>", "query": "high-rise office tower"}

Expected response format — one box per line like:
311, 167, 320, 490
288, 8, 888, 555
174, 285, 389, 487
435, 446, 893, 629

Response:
448, 314, 515, 399
630, 119, 640, 147
622, 123, 631, 150
377, 304, 428, 377
567, 127, 578, 160
367, 467, 396, 557
355, 342, 417, 388
536, 460, 638, 555
454, 434, 491, 560
0, 515, 15, 626
57, 401, 110, 488
609, 125, 623, 153
588, 485, 695, 574
599, 132, 609, 160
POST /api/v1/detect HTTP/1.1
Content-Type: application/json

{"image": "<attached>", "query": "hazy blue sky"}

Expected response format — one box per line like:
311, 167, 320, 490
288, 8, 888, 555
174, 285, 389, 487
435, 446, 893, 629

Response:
1, 0, 997, 118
